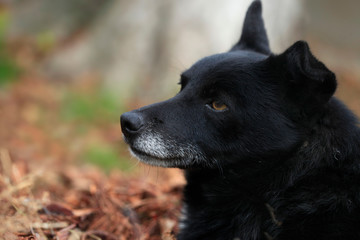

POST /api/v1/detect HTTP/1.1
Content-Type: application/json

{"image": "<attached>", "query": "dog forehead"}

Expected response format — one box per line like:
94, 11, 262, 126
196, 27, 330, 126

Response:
183, 51, 266, 82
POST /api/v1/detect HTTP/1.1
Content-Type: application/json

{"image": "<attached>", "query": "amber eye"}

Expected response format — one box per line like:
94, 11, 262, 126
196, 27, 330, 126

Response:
211, 101, 228, 111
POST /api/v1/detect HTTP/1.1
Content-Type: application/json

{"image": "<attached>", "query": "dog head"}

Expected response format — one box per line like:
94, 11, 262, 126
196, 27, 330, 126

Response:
120, 0, 336, 170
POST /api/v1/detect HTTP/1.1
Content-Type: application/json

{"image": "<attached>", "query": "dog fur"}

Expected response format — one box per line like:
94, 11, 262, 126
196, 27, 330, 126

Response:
121, 1, 360, 239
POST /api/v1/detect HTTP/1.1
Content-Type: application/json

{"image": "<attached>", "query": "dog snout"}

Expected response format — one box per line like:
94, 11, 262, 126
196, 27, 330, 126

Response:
120, 111, 144, 137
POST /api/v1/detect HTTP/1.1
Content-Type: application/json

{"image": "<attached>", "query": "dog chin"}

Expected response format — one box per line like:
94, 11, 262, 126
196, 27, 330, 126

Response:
129, 147, 188, 168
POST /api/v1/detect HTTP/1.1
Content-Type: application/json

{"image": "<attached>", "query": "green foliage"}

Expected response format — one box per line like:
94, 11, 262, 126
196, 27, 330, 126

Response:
83, 144, 133, 173
60, 87, 130, 172
36, 31, 56, 53
0, 11, 19, 86
61, 88, 124, 124
0, 55, 19, 86
0, 11, 8, 42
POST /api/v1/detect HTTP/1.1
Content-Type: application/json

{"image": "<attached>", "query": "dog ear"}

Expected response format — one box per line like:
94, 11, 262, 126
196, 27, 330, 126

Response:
272, 41, 337, 113
230, 0, 270, 55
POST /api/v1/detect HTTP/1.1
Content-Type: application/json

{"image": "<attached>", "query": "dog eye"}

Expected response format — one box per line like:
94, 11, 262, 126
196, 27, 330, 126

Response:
211, 101, 228, 111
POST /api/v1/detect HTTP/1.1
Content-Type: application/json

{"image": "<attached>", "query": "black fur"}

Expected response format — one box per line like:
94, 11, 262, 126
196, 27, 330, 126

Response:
120, 1, 360, 239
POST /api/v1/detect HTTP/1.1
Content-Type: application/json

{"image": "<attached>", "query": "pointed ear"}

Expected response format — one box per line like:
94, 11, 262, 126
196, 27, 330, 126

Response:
271, 41, 337, 113
231, 0, 270, 55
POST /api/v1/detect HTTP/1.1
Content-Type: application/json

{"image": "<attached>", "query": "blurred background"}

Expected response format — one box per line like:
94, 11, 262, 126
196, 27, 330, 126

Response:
2, 0, 360, 170
0, 0, 359, 239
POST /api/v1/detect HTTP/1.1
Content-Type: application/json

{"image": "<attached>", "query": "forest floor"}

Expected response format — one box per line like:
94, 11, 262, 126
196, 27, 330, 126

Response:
0, 74, 185, 240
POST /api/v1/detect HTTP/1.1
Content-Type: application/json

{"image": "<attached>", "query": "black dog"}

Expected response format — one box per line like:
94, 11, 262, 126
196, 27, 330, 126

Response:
121, 1, 360, 239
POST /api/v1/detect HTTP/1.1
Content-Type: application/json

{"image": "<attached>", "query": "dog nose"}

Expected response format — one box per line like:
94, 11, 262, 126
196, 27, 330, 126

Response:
120, 111, 144, 136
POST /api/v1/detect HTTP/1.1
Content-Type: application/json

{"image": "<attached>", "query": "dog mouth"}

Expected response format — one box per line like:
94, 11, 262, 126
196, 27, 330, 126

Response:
129, 146, 186, 168
123, 133, 205, 168
130, 146, 180, 161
